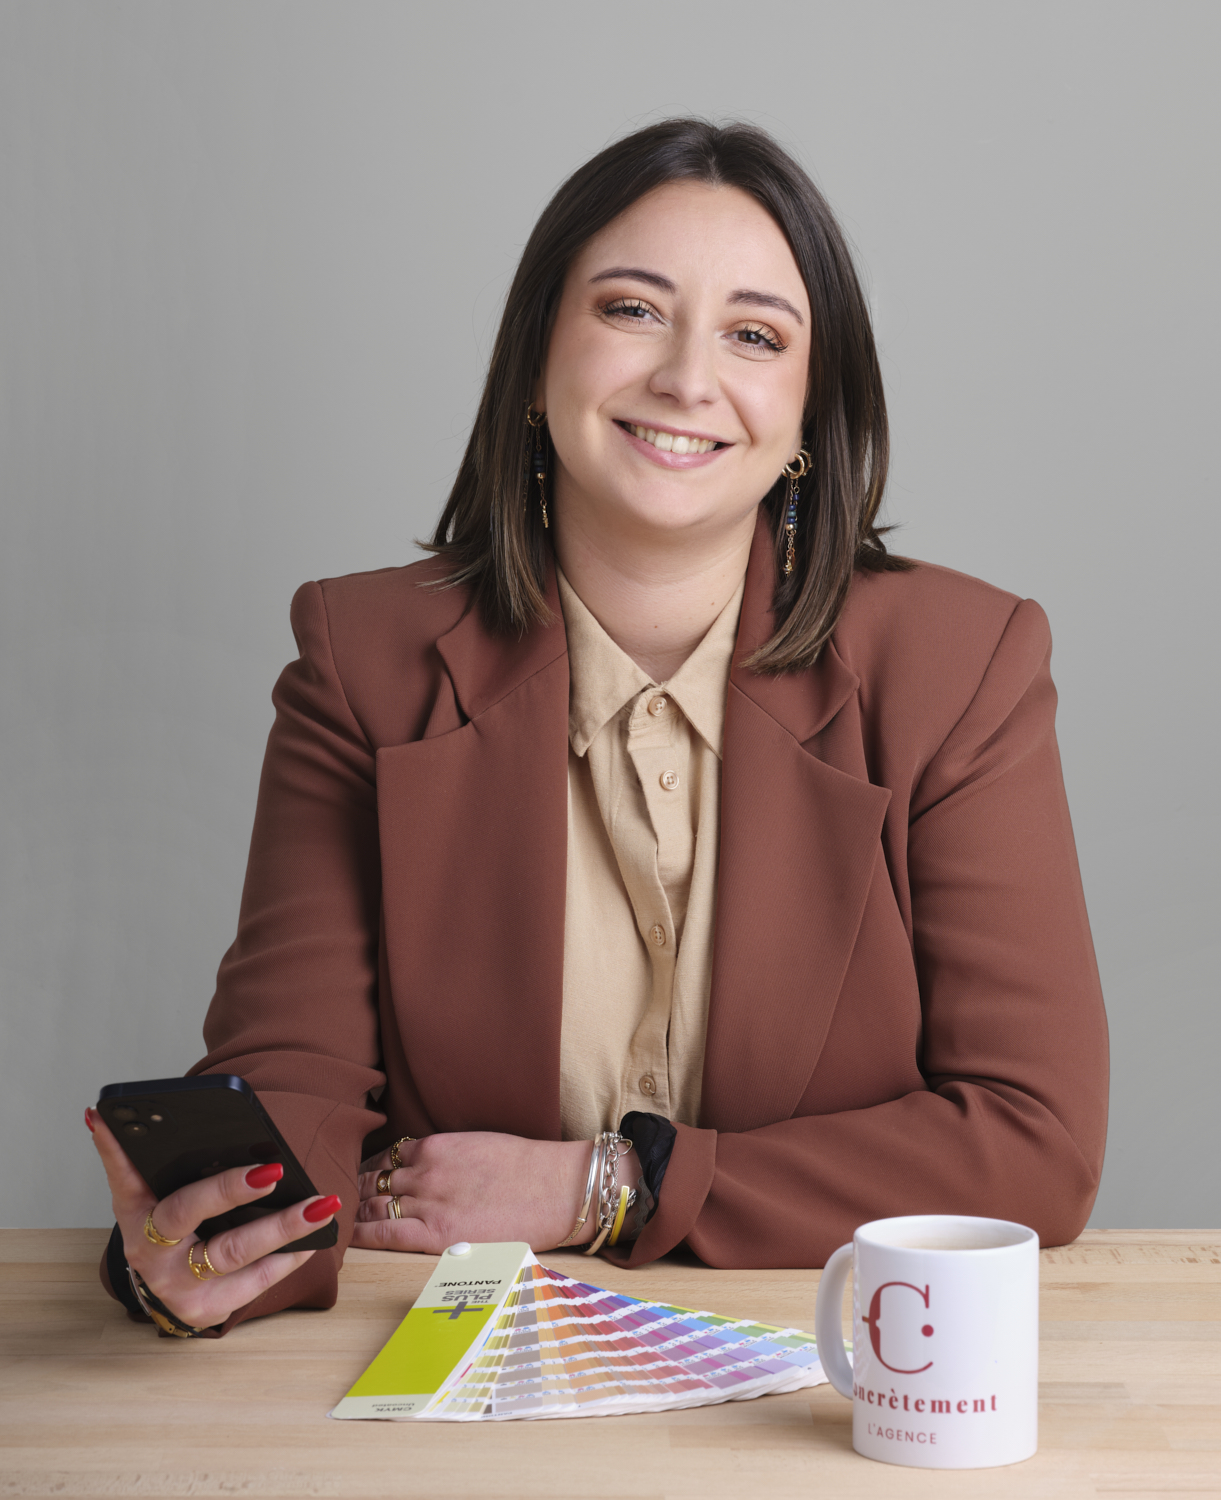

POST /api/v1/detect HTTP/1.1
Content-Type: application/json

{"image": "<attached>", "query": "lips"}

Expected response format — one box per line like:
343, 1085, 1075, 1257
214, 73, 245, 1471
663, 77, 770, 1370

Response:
626, 423, 720, 456
611, 418, 732, 470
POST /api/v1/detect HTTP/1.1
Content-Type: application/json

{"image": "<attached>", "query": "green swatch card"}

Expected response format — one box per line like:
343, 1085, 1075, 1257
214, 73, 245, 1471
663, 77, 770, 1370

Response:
331, 1241, 531, 1420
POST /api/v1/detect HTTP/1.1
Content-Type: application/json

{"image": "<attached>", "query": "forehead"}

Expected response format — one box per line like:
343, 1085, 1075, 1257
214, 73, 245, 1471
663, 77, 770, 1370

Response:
569, 180, 809, 312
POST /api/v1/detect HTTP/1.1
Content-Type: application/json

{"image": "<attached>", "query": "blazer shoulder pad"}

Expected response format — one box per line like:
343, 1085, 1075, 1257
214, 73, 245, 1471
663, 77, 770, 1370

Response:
832, 560, 1049, 760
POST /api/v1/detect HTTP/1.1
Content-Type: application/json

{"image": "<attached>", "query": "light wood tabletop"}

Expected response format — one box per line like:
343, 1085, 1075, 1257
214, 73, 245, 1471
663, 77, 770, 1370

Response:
1, 1228, 1218, 1498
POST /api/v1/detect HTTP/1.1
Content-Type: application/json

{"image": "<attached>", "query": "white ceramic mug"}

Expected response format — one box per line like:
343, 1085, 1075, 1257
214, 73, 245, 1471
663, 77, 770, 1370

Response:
814, 1214, 1038, 1469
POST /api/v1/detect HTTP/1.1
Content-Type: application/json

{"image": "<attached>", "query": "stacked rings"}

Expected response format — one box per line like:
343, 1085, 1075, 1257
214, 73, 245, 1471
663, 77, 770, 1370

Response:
387, 1197, 403, 1220
187, 1241, 224, 1280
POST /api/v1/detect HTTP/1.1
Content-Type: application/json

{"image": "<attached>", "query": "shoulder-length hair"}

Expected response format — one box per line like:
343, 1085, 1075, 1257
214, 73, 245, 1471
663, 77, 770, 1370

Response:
427, 118, 908, 674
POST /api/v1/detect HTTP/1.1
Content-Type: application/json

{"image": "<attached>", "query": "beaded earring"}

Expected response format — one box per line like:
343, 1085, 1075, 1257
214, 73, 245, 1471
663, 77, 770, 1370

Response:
526, 407, 548, 528
781, 449, 811, 577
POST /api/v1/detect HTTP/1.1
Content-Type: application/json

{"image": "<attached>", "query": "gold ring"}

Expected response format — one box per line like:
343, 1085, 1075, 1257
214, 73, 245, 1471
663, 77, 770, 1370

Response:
143, 1210, 182, 1248
387, 1196, 402, 1220
188, 1241, 225, 1280
376, 1170, 393, 1195
389, 1137, 415, 1170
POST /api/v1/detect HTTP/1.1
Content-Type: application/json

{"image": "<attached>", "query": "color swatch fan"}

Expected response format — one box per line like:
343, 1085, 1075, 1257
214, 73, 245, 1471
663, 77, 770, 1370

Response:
331, 1242, 827, 1422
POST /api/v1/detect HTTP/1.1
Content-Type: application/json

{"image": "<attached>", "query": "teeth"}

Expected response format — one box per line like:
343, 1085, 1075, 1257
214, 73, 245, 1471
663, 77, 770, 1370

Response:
630, 424, 717, 455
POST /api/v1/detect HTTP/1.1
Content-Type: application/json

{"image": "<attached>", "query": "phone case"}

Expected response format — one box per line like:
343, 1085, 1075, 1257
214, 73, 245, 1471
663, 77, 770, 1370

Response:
97, 1075, 339, 1251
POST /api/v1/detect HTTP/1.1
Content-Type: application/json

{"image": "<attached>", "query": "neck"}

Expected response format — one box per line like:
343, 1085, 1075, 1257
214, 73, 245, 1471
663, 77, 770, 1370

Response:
553, 507, 757, 682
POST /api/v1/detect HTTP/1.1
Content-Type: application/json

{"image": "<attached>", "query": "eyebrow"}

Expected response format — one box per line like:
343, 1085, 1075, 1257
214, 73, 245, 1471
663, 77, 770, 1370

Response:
728, 288, 805, 326
589, 267, 805, 326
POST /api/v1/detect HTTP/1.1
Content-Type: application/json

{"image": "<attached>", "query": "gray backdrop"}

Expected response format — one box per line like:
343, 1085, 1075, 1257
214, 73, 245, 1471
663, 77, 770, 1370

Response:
2, 1, 1217, 1230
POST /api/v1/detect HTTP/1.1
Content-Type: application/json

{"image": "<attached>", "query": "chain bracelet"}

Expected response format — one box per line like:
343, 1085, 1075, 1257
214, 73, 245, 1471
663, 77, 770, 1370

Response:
583, 1131, 636, 1256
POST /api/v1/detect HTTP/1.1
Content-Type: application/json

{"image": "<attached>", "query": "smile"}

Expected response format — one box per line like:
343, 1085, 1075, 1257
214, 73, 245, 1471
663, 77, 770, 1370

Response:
620, 422, 722, 455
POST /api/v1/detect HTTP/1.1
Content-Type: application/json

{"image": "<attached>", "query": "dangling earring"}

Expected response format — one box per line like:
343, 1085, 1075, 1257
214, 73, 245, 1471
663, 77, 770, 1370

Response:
526, 406, 548, 528
781, 449, 810, 577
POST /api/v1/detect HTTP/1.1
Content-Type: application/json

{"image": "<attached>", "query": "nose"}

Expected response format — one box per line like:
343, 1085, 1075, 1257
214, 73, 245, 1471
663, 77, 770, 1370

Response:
647, 321, 721, 410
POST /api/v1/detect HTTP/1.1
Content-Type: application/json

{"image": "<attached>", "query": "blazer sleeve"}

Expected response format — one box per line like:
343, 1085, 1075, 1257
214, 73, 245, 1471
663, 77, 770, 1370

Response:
610, 598, 1109, 1269
184, 581, 386, 1328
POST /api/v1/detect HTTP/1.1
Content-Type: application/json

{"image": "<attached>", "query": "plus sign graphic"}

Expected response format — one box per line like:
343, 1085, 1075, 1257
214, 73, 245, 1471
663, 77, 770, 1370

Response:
432, 1300, 485, 1320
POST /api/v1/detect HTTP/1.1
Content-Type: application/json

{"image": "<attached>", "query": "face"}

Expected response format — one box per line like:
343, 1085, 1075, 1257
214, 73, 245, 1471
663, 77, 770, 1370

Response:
538, 181, 811, 551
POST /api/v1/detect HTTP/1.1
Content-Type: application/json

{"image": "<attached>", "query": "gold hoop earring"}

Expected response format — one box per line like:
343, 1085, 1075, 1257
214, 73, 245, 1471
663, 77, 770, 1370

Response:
526, 406, 548, 529
781, 449, 810, 578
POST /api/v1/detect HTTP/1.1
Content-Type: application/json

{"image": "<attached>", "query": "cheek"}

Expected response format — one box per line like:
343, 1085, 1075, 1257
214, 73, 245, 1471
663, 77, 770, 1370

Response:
739, 378, 806, 461
546, 322, 648, 424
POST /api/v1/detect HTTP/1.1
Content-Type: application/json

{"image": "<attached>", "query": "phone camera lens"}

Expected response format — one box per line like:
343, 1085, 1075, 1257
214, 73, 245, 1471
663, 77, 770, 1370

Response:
112, 1106, 138, 1122
123, 1121, 148, 1136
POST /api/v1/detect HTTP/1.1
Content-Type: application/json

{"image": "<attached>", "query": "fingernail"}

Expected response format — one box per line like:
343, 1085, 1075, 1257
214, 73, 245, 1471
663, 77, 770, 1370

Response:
245, 1162, 283, 1189
84, 1108, 95, 1133
302, 1194, 341, 1223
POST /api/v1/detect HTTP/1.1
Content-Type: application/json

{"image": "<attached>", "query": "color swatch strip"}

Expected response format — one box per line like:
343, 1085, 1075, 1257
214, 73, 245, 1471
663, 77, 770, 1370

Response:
421, 1260, 826, 1420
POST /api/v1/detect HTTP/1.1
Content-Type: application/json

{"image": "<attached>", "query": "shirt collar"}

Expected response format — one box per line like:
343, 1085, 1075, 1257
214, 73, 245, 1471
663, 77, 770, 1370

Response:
557, 565, 745, 760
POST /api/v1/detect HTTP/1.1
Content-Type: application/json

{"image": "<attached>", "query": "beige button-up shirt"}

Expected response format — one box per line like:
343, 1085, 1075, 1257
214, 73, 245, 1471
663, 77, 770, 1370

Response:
556, 568, 746, 1142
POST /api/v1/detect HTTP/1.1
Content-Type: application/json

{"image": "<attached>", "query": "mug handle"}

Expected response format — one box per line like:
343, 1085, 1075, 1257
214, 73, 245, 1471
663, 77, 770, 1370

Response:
814, 1241, 855, 1398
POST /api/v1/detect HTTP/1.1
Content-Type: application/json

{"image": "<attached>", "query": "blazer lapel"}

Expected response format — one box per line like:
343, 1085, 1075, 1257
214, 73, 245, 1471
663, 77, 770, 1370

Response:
375, 570, 570, 1139
701, 521, 892, 1132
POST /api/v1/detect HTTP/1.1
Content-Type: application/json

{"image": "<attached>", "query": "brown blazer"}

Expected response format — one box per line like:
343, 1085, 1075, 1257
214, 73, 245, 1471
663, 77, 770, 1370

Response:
186, 518, 1108, 1328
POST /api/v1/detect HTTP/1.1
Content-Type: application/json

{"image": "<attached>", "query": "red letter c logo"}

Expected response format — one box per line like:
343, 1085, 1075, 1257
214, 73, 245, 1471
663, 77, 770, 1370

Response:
861, 1281, 933, 1374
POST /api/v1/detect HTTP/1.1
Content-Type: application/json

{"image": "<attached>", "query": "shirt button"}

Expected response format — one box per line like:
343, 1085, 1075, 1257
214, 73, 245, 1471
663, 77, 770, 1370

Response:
649, 924, 666, 947
659, 769, 680, 791
639, 1073, 657, 1096
647, 695, 668, 717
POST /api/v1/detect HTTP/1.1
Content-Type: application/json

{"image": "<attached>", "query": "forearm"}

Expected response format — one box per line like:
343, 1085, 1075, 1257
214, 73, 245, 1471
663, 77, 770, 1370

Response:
609, 1079, 1104, 1270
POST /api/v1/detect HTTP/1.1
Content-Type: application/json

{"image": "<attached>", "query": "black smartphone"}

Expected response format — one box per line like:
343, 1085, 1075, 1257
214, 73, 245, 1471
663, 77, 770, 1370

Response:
96, 1074, 339, 1251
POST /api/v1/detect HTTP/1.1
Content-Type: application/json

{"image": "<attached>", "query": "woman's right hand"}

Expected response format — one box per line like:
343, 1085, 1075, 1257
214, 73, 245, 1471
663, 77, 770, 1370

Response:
87, 1106, 340, 1331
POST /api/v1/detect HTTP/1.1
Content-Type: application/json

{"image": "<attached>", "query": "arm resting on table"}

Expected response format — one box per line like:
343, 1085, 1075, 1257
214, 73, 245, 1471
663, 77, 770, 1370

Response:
610, 599, 1109, 1268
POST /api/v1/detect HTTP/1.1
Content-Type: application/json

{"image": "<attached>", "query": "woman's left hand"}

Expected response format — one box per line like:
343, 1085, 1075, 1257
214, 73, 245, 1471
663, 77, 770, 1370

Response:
353, 1132, 624, 1253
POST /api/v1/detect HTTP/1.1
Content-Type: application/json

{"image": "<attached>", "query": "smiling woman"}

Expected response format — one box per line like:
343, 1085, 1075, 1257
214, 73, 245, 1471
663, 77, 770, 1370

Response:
91, 119, 1108, 1338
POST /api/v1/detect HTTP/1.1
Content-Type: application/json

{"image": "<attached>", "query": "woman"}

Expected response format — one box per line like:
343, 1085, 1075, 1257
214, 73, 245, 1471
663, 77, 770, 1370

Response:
89, 119, 1108, 1339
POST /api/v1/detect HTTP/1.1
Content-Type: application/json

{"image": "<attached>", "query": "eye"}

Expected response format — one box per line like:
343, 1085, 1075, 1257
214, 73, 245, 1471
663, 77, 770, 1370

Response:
600, 298, 658, 324
730, 324, 786, 355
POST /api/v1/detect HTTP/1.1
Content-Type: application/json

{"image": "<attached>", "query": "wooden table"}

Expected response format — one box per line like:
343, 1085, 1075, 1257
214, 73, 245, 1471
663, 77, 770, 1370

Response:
1, 1229, 1218, 1497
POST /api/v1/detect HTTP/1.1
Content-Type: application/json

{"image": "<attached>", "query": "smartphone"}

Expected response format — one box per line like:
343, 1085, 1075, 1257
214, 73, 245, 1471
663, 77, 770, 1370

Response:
96, 1074, 339, 1251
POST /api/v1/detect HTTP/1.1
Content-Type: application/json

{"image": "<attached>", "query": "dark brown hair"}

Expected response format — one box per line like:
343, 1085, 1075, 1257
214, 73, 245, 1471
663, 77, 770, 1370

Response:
427, 118, 909, 673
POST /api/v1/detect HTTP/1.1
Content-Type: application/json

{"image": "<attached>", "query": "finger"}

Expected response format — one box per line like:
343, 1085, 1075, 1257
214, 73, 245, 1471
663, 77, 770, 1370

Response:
152, 1162, 290, 1243
201, 1193, 342, 1276
151, 1247, 318, 1331
358, 1137, 422, 1176
350, 1214, 438, 1253
355, 1192, 417, 1225
357, 1166, 405, 1201
87, 1108, 156, 1214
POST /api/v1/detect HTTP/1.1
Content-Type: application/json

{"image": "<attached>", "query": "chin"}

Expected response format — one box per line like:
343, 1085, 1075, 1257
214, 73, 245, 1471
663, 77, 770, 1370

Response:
618, 497, 742, 539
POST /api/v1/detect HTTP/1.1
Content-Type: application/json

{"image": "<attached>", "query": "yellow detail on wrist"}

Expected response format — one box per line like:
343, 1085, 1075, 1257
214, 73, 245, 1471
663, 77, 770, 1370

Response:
607, 1184, 632, 1247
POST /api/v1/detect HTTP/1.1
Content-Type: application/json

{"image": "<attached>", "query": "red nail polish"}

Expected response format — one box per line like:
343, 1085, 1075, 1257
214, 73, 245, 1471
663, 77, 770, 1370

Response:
84, 1108, 95, 1133
245, 1162, 283, 1189
302, 1194, 341, 1223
